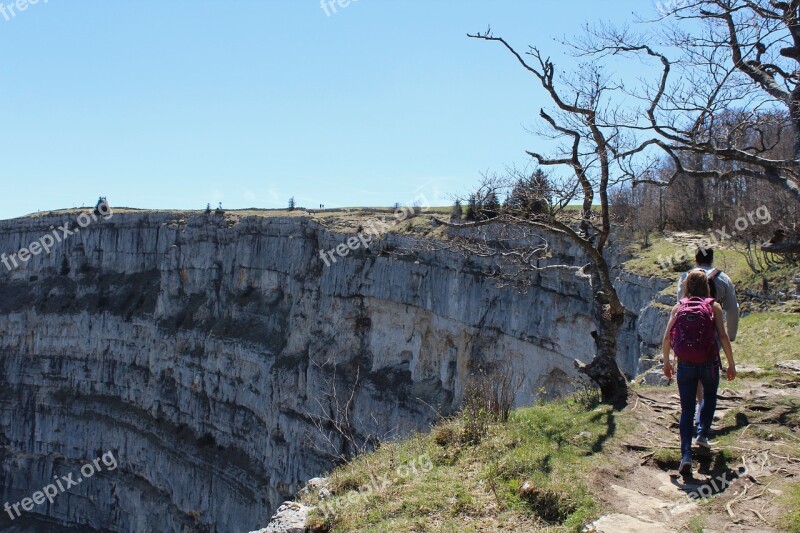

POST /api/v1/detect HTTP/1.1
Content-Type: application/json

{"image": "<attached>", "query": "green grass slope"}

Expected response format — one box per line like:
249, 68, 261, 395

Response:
295, 309, 800, 532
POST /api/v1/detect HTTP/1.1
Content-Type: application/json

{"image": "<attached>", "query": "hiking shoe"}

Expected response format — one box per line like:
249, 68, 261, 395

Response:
694, 435, 711, 448
678, 457, 692, 476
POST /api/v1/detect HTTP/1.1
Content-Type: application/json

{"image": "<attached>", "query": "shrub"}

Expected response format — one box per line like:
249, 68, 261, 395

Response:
570, 384, 602, 410
460, 362, 525, 444
519, 484, 577, 524
433, 425, 458, 447
461, 379, 491, 445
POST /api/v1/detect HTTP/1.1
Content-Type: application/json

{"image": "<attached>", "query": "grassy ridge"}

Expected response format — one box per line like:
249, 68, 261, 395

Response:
783, 483, 800, 532
732, 313, 800, 372
303, 389, 619, 532
622, 232, 798, 297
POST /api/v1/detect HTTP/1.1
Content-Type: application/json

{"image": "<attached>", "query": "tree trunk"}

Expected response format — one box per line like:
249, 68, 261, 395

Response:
790, 84, 800, 165
575, 274, 629, 408
694, 174, 709, 227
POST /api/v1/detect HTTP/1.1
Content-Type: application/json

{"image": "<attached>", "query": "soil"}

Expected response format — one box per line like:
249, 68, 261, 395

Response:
585, 381, 800, 532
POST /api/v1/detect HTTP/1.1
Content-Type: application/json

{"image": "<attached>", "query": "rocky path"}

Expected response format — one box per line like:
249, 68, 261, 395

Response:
585, 381, 800, 532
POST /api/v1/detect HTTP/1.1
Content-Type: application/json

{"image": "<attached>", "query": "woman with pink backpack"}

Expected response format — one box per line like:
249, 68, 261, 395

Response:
662, 270, 737, 476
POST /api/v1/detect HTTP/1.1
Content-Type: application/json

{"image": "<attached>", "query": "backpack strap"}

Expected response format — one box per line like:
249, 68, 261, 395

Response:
707, 268, 722, 301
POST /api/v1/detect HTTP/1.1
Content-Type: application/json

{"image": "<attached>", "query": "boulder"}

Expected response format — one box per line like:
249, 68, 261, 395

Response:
735, 364, 765, 375
250, 501, 313, 533
639, 368, 670, 387
637, 357, 660, 373
777, 360, 800, 374
584, 513, 674, 533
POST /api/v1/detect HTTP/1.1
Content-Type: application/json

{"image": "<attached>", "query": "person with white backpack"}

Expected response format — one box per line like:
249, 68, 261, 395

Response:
678, 248, 739, 427
663, 270, 737, 476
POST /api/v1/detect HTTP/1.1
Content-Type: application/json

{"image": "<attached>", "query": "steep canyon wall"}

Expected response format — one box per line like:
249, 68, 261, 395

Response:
0, 211, 668, 532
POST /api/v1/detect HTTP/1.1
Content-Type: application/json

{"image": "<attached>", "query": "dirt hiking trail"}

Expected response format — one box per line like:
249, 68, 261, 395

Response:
585, 379, 800, 532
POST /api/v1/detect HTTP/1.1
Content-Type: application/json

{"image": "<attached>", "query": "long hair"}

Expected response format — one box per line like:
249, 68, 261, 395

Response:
683, 270, 710, 298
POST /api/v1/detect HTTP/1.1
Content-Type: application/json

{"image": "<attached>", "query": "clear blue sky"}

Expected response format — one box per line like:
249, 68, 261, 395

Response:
0, 0, 648, 220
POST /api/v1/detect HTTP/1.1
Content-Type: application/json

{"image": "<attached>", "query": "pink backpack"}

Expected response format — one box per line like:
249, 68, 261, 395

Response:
671, 297, 717, 363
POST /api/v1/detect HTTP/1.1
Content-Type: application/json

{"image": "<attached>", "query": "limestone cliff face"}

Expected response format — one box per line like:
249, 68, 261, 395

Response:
0, 211, 667, 532
612, 270, 673, 373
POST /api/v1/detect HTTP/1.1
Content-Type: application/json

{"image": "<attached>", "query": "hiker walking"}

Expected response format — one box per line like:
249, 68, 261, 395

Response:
678, 248, 739, 344
677, 248, 739, 426
663, 270, 736, 476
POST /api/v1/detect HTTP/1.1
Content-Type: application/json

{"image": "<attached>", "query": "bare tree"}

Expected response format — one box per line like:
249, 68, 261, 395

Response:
577, 2, 800, 218
429, 30, 644, 406
611, 109, 799, 239
305, 359, 395, 464
511, 3, 800, 260
436, 2, 800, 403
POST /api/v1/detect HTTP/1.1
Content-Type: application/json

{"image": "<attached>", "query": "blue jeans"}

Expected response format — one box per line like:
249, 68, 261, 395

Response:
677, 360, 719, 457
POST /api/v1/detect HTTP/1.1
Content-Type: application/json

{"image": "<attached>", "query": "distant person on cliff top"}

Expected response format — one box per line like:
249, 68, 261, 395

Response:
663, 270, 737, 476
677, 248, 739, 428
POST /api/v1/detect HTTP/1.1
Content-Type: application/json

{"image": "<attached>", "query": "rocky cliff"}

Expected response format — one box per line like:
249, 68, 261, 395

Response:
0, 210, 669, 532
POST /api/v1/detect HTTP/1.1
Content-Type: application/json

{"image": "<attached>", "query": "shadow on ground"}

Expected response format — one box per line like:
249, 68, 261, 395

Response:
667, 449, 746, 499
